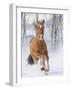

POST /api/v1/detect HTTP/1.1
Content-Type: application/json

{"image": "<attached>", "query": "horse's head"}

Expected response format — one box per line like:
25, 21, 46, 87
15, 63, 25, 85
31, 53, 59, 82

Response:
33, 20, 45, 40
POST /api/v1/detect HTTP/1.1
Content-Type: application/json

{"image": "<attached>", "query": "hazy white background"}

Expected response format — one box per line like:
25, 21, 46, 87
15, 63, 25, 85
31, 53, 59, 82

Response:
0, 0, 72, 90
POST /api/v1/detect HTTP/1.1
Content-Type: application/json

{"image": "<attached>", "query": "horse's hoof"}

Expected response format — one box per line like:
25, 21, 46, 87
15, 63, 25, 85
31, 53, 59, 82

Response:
41, 67, 45, 71
45, 68, 49, 72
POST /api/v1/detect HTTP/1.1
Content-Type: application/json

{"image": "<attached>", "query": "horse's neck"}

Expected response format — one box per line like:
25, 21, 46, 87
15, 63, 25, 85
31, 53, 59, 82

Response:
35, 35, 44, 42
35, 36, 40, 41
35, 35, 39, 39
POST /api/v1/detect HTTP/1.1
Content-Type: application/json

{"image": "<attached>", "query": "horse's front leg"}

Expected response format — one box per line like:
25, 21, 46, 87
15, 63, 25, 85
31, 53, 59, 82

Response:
39, 55, 45, 71
44, 55, 49, 72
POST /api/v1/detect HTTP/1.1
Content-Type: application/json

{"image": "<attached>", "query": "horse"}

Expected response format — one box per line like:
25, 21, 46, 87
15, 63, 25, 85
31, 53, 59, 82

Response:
28, 20, 49, 72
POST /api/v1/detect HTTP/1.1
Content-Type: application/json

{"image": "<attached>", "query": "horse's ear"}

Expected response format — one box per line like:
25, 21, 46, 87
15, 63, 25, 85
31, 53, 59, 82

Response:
43, 20, 45, 24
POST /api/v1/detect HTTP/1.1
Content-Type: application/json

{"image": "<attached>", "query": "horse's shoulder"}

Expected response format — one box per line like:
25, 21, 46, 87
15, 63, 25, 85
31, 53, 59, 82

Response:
30, 37, 36, 44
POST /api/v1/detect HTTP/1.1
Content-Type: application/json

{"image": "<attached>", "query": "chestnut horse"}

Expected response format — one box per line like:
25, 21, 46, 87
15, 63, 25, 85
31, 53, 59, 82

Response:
28, 20, 49, 72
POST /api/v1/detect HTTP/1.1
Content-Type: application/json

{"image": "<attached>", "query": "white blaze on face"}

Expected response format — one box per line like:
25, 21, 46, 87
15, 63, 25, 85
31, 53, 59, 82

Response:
39, 24, 43, 40
39, 25, 42, 29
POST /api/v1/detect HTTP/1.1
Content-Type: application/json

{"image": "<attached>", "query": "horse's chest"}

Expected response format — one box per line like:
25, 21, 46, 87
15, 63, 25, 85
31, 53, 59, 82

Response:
37, 41, 44, 48
36, 40, 47, 51
30, 38, 48, 56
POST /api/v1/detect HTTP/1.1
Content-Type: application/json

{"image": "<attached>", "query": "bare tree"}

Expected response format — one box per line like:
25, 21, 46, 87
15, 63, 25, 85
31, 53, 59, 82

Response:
36, 13, 39, 21
51, 14, 63, 43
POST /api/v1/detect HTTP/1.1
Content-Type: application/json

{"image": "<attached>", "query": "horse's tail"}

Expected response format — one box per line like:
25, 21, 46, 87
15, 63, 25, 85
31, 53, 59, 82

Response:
28, 54, 34, 65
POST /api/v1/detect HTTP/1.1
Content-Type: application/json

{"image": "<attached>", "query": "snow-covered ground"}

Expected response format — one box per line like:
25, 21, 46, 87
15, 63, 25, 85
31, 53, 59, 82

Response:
22, 29, 63, 77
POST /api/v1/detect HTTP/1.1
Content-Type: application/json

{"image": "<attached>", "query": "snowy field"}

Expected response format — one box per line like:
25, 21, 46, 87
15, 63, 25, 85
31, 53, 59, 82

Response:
22, 27, 64, 77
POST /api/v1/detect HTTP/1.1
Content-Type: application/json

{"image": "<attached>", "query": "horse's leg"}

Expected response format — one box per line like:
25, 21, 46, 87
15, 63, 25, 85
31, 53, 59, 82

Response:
39, 55, 45, 71
44, 55, 49, 71
32, 56, 38, 64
